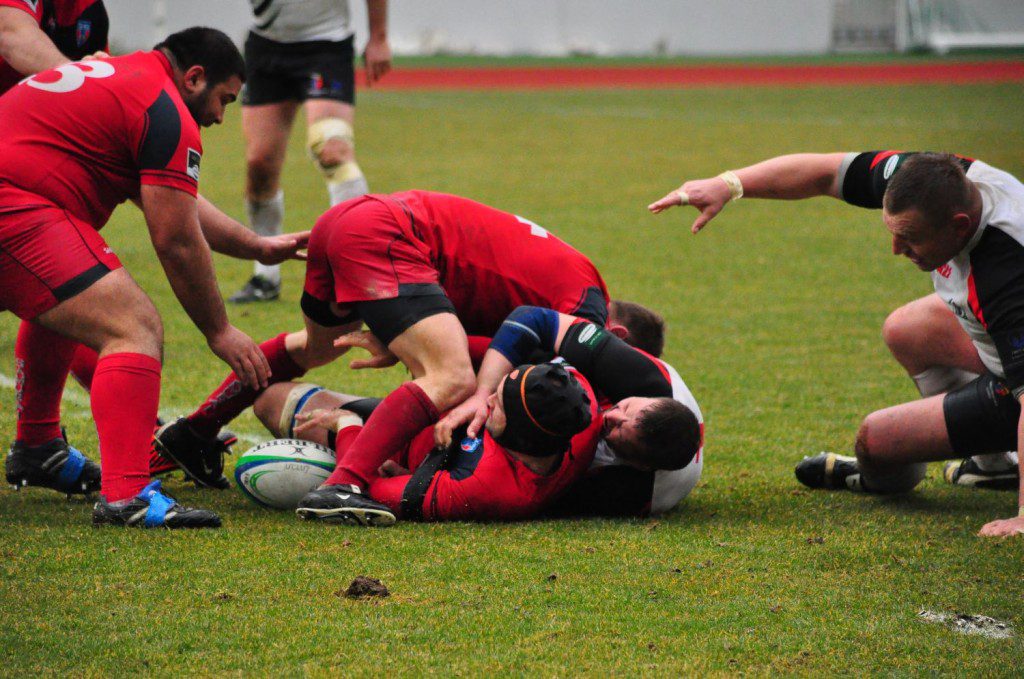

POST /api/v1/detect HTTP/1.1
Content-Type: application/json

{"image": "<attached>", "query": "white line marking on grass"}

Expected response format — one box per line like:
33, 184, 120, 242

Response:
0, 372, 265, 445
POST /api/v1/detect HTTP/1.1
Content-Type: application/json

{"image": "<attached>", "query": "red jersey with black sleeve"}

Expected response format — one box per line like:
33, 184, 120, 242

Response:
0, 50, 201, 228
0, 0, 108, 95
368, 368, 603, 522
838, 151, 1024, 397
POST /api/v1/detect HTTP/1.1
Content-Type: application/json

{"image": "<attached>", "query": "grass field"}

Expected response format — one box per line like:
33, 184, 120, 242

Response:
2, 62, 1024, 675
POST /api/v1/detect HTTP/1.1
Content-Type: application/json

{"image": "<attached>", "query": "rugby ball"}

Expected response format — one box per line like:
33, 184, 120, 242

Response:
234, 439, 336, 510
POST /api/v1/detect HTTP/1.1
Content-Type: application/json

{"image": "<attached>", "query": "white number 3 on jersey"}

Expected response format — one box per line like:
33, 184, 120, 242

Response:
23, 60, 115, 93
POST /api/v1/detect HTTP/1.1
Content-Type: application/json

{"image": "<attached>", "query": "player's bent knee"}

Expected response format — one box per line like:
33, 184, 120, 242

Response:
307, 118, 362, 184
421, 366, 476, 411
854, 415, 881, 468
253, 382, 301, 436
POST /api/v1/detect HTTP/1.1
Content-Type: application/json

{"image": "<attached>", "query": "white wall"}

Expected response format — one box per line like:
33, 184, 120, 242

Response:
103, 0, 835, 56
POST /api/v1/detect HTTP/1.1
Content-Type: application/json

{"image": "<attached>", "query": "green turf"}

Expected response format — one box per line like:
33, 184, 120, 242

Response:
2, 79, 1024, 675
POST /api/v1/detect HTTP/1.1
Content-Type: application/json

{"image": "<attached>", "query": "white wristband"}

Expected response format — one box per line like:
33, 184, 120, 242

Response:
717, 170, 744, 201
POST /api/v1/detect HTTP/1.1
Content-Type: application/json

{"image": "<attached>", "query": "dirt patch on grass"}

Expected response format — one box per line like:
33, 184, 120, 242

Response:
918, 610, 1014, 639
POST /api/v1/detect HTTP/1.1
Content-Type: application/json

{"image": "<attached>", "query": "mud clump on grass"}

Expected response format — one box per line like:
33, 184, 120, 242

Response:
341, 576, 390, 599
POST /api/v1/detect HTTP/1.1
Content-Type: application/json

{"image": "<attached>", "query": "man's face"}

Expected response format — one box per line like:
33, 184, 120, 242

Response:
601, 396, 657, 468
883, 207, 969, 272
182, 71, 242, 128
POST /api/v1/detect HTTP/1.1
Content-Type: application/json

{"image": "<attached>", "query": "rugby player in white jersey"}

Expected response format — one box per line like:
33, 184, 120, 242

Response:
650, 151, 1024, 537
231, 0, 391, 302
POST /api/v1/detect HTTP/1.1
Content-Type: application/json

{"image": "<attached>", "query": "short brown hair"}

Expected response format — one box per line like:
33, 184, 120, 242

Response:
883, 153, 972, 229
610, 300, 665, 357
635, 398, 701, 470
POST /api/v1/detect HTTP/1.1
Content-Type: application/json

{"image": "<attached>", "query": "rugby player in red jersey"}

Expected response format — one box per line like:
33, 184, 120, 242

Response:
0, 28, 308, 528
154, 191, 618, 489
650, 151, 1024, 537
280, 362, 599, 525
0, 0, 108, 94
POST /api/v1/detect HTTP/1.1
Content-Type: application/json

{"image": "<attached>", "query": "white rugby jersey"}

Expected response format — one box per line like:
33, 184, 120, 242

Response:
590, 358, 704, 515
249, 0, 353, 43
839, 151, 1024, 396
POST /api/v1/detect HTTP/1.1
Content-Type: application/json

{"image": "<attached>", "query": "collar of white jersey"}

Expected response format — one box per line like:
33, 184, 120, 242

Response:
960, 182, 995, 255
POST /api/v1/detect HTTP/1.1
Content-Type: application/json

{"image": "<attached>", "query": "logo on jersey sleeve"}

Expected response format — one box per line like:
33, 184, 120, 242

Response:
883, 154, 902, 180
460, 437, 482, 453
186, 149, 201, 182
577, 323, 602, 347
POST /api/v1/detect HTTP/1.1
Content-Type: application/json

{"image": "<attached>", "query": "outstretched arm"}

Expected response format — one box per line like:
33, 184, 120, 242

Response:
648, 152, 849, 233
196, 195, 310, 264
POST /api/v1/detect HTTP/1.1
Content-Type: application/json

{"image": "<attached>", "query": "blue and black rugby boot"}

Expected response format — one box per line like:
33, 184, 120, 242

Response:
296, 484, 396, 527
92, 480, 221, 529
152, 418, 232, 489
6, 437, 101, 497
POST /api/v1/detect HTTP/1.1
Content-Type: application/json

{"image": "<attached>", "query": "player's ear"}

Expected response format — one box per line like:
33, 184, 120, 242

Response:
608, 323, 629, 341
182, 64, 207, 92
951, 211, 974, 240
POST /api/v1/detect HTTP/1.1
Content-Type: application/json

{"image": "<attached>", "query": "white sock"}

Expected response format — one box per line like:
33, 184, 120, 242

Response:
971, 451, 1019, 472
328, 176, 369, 207
858, 463, 927, 494
911, 366, 977, 397
248, 191, 284, 284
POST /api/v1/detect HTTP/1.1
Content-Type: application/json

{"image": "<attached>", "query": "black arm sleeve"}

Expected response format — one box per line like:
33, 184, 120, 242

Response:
839, 151, 900, 209
839, 150, 974, 209
559, 322, 672, 401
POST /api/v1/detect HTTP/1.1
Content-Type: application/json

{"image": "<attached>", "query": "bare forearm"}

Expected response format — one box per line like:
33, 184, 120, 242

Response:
733, 153, 847, 200
475, 350, 513, 397
366, 0, 388, 39
153, 229, 230, 339
0, 9, 68, 75
197, 195, 262, 259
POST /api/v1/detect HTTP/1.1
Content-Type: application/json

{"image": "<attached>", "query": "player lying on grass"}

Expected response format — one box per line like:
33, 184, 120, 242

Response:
253, 305, 702, 519
436, 305, 705, 516
155, 191, 653, 490
268, 362, 599, 525
650, 151, 1024, 538
0, 28, 308, 529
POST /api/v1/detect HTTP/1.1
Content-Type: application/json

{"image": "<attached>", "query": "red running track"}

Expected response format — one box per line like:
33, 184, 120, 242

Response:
358, 60, 1024, 90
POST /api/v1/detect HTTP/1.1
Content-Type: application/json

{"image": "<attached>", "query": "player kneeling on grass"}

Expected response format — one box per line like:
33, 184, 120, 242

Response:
650, 150, 1024, 537
252, 363, 598, 525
